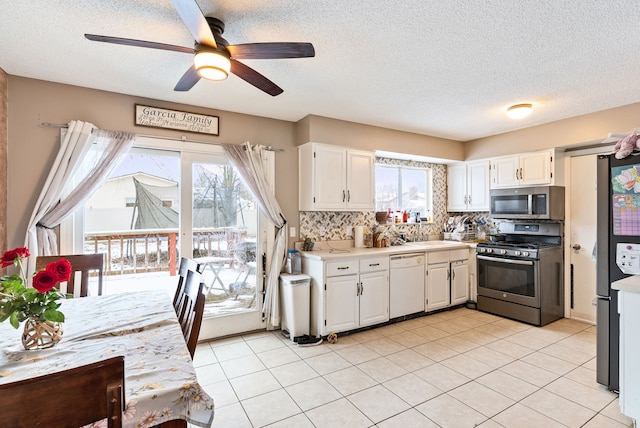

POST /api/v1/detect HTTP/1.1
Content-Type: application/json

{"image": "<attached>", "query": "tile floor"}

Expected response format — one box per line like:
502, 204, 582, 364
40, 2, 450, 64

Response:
192, 308, 635, 427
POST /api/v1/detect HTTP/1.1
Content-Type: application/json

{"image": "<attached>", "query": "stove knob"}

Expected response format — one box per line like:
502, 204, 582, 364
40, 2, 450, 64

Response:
500, 249, 507, 255
486, 248, 493, 254
514, 251, 521, 256
478, 248, 485, 253
522, 251, 529, 257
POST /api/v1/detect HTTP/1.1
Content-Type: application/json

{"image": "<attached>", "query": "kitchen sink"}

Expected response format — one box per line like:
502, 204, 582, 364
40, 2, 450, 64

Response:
405, 240, 465, 246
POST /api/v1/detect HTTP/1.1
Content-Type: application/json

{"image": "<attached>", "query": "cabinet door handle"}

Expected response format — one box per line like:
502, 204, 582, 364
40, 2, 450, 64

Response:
360, 282, 364, 296
468, 195, 471, 204
343, 190, 346, 202
347, 190, 351, 202
447, 269, 450, 280
452, 269, 455, 280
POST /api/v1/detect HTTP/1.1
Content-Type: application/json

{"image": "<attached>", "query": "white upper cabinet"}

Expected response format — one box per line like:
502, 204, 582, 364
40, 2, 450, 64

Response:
447, 160, 490, 212
490, 149, 562, 189
299, 142, 375, 211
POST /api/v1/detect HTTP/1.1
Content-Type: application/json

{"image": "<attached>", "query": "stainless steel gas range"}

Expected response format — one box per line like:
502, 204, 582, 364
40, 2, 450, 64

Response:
476, 221, 564, 326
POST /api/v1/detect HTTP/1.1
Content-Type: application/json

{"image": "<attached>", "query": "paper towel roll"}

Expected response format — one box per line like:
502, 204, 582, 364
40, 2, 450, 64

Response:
354, 225, 364, 248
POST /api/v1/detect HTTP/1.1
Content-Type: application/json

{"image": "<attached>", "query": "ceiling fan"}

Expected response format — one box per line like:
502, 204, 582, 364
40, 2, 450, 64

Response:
85, 0, 315, 96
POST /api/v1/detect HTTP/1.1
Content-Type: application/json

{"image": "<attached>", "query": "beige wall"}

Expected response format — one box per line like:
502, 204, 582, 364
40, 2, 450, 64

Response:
0, 68, 6, 256
296, 114, 464, 161
465, 103, 640, 160
6, 76, 298, 250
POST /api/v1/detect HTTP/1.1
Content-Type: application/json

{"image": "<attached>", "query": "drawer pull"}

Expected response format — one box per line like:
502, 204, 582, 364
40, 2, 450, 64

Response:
369, 263, 380, 267
337, 266, 350, 270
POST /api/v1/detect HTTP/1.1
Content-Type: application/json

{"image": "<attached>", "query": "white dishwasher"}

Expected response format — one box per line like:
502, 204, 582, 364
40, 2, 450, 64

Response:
389, 253, 425, 318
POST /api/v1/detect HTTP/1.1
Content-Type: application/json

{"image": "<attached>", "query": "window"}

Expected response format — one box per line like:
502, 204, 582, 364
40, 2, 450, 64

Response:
375, 163, 432, 219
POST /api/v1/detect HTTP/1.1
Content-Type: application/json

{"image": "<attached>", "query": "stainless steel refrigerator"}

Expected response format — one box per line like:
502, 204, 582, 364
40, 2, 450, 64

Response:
596, 152, 640, 392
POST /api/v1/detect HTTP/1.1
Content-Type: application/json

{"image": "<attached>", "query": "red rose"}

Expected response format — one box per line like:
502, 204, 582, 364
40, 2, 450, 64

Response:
33, 270, 57, 293
46, 259, 72, 282
0, 247, 30, 268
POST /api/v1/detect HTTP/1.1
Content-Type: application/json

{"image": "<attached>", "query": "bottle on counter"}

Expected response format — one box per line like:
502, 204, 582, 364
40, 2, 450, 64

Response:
402, 211, 408, 223
286, 249, 301, 274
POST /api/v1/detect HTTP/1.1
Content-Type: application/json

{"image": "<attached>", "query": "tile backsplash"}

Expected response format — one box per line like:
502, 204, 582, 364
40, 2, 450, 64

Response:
299, 159, 448, 242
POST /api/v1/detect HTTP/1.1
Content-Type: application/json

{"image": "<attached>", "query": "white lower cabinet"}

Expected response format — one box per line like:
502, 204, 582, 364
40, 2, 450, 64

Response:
307, 256, 389, 336
325, 273, 359, 333
426, 249, 469, 311
426, 261, 450, 311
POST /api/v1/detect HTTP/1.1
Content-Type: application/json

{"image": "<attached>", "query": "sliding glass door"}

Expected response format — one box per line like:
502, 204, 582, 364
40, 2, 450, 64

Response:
63, 137, 269, 338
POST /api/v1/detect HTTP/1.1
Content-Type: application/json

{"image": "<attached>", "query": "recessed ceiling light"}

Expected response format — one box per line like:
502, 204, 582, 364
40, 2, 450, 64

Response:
506, 103, 533, 119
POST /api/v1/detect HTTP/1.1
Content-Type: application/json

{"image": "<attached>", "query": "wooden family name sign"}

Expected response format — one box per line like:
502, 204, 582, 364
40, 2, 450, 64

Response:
135, 104, 219, 136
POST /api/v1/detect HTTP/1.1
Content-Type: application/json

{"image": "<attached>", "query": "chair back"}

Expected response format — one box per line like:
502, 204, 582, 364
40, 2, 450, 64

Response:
173, 257, 203, 312
0, 356, 125, 428
175, 269, 205, 358
36, 253, 104, 297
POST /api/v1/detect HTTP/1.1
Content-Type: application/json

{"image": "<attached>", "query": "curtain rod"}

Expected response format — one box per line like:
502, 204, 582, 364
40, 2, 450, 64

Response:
40, 122, 284, 152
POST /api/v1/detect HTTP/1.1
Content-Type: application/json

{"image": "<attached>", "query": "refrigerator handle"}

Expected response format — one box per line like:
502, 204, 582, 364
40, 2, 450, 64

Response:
597, 295, 611, 301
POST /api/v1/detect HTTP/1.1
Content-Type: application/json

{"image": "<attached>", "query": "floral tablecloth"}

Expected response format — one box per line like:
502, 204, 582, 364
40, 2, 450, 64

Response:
0, 291, 215, 428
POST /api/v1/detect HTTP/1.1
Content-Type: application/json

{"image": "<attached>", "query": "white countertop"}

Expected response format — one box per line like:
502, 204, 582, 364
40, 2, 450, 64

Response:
300, 240, 473, 261
612, 275, 640, 294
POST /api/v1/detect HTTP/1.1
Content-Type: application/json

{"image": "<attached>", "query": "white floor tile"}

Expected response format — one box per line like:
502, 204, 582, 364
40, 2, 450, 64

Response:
492, 402, 566, 428
323, 366, 377, 396
269, 360, 319, 387
229, 369, 281, 400
414, 362, 470, 392
383, 373, 443, 406
415, 394, 486, 428
384, 348, 435, 372
219, 354, 266, 379
356, 356, 408, 383
544, 377, 617, 412
241, 389, 301, 427
256, 346, 300, 368
376, 408, 439, 428
334, 343, 382, 365
264, 413, 315, 428
348, 384, 411, 423
202, 379, 238, 408
304, 397, 372, 428
521, 389, 596, 427
305, 351, 352, 375
285, 377, 342, 411
449, 381, 516, 417
211, 402, 252, 428
475, 370, 538, 401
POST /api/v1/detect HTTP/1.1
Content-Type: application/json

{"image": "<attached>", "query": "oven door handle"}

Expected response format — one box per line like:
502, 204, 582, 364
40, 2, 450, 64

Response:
477, 255, 534, 266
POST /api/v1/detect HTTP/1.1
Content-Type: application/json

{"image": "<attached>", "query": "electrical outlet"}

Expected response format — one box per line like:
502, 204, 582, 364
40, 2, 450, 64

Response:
289, 226, 296, 238
346, 226, 352, 236
319, 226, 325, 238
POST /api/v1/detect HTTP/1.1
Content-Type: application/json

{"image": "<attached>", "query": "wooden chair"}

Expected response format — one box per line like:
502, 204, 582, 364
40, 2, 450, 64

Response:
0, 356, 125, 428
36, 253, 104, 297
175, 269, 205, 358
173, 257, 203, 313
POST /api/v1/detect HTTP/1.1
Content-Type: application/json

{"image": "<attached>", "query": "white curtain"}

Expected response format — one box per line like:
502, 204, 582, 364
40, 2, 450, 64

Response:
24, 120, 136, 278
223, 142, 287, 329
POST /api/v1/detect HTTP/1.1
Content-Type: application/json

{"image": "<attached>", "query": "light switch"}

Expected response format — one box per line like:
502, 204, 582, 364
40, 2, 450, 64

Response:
289, 226, 296, 237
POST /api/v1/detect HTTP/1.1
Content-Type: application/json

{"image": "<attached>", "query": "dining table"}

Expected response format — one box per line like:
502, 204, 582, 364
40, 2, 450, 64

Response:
0, 290, 215, 428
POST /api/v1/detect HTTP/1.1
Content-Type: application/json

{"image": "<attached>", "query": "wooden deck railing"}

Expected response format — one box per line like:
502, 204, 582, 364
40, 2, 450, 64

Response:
84, 228, 248, 276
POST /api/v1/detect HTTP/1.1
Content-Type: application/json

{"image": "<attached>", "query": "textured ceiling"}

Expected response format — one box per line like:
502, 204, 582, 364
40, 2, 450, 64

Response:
2, 1, 640, 141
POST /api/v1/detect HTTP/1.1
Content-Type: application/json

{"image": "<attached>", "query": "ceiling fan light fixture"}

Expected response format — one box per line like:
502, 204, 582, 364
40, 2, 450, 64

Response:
506, 103, 533, 119
194, 48, 230, 81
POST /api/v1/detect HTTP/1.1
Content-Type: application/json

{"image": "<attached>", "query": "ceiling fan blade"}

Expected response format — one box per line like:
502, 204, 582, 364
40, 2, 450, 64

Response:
227, 42, 315, 59
171, 0, 217, 48
85, 34, 194, 54
230, 59, 283, 96
174, 65, 201, 91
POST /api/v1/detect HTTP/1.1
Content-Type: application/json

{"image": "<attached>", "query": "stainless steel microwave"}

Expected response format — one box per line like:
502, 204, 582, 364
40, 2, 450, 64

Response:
490, 186, 565, 220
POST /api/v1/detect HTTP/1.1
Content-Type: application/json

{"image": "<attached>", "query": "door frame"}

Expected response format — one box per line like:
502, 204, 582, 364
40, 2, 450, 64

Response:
61, 136, 274, 339
563, 145, 615, 321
